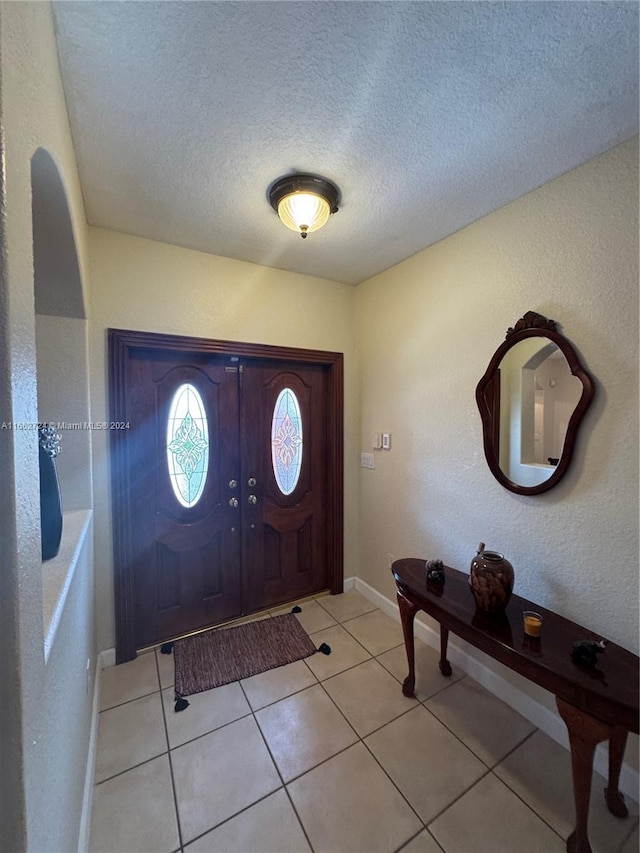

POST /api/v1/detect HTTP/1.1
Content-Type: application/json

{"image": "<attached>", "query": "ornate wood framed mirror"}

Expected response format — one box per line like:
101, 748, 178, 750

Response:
476, 311, 596, 495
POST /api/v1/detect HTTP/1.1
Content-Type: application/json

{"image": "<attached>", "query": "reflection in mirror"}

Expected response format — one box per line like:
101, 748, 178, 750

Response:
476, 311, 596, 496
498, 340, 583, 488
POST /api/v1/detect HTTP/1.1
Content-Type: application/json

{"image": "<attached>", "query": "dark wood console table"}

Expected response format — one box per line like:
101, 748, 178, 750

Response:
392, 558, 639, 853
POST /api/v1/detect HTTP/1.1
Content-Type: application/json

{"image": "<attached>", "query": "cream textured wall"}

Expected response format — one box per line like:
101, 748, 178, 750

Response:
355, 136, 639, 769
36, 315, 92, 509
356, 136, 638, 650
0, 3, 95, 851
88, 228, 358, 652
355, 139, 639, 759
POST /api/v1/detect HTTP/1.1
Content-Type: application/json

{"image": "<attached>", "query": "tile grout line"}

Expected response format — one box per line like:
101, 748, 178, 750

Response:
476, 723, 592, 849
419, 684, 534, 772
343, 663, 486, 840
178, 788, 291, 851
304, 600, 624, 853
238, 677, 317, 853
93, 671, 169, 786
411, 729, 567, 848
393, 825, 446, 853
358, 733, 429, 831
160, 635, 410, 750
239, 622, 432, 851
94, 599, 595, 852
306, 655, 432, 838
155, 649, 186, 852
485, 767, 567, 847
94, 668, 426, 792
305, 618, 567, 846
302, 648, 374, 687
312, 595, 379, 625
279, 641, 443, 847
93, 749, 169, 788
617, 817, 639, 852
332, 616, 405, 657
166, 704, 254, 750
169, 605, 324, 847
99, 685, 160, 713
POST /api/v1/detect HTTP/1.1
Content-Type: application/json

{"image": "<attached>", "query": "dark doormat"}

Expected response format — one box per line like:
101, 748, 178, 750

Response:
174, 612, 319, 701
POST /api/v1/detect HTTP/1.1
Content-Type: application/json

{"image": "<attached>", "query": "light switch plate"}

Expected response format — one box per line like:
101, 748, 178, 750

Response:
361, 452, 375, 469
382, 433, 391, 450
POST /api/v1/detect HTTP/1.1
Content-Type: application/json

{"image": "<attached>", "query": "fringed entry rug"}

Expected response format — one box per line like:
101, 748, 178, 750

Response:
173, 612, 319, 703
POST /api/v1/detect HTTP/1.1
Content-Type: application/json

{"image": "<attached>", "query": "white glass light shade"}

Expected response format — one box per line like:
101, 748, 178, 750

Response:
277, 191, 331, 235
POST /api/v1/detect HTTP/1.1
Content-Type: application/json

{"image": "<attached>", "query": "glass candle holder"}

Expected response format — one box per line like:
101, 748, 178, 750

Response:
523, 611, 543, 637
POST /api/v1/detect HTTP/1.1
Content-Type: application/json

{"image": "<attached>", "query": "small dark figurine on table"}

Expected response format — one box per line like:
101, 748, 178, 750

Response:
571, 639, 607, 668
425, 558, 445, 583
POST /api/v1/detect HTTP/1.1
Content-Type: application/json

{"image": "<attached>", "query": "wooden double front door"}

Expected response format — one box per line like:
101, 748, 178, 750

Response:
109, 330, 343, 663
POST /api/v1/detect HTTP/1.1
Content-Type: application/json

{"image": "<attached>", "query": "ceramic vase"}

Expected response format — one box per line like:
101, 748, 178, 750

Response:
469, 542, 514, 613
39, 425, 63, 561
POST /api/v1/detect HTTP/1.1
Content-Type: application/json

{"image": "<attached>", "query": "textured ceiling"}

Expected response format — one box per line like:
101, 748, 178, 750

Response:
52, 1, 639, 285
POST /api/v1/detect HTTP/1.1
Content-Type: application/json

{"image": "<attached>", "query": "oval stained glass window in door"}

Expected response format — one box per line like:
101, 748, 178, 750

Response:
271, 388, 303, 495
166, 383, 209, 507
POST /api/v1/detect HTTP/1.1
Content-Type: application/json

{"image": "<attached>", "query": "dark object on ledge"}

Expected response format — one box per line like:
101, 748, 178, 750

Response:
548, 457, 559, 466
38, 424, 63, 561
571, 639, 607, 669
425, 559, 445, 583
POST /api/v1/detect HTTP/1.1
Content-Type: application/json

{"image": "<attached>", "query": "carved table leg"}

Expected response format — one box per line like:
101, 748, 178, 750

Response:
397, 590, 418, 697
557, 698, 612, 853
605, 726, 629, 818
439, 624, 452, 676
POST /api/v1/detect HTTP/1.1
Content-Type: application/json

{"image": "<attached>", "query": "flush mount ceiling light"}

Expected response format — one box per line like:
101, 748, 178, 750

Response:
268, 174, 340, 239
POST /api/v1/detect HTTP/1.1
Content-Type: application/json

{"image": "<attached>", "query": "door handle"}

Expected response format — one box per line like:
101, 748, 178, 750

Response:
248, 494, 258, 505
229, 497, 239, 508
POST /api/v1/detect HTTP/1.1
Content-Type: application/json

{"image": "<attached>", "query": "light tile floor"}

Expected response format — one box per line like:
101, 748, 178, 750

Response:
90, 590, 639, 853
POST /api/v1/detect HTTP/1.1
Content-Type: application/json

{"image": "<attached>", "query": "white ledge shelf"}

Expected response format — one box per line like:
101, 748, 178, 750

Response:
42, 508, 92, 662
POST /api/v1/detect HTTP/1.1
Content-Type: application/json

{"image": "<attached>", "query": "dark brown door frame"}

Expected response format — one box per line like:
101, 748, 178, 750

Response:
108, 328, 344, 663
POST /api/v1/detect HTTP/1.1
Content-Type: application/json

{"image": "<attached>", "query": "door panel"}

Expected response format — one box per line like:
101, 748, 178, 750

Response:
241, 364, 327, 612
127, 353, 242, 648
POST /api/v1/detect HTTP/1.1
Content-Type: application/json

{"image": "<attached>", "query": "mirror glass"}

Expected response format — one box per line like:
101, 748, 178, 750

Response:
497, 340, 583, 488
476, 312, 595, 495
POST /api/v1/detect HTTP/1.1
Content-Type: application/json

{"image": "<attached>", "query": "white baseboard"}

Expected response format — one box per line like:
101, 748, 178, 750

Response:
77, 660, 101, 853
342, 575, 356, 592
100, 647, 116, 669
353, 577, 639, 803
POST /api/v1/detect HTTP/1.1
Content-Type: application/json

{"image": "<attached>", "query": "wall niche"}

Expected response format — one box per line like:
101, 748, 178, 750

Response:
31, 147, 92, 655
